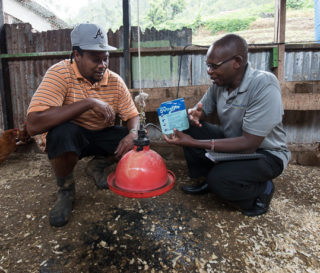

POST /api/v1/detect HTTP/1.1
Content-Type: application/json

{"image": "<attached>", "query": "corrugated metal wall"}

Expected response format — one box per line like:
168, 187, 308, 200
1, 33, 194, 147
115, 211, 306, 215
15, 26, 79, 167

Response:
191, 51, 271, 86
284, 110, 320, 143
284, 51, 320, 81
129, 27, 192, 88
1, 23, 320, 145
4, 24, 71, 129
7, 58, 61, 128
128, 26, 272, 88
0, 88, 3, 131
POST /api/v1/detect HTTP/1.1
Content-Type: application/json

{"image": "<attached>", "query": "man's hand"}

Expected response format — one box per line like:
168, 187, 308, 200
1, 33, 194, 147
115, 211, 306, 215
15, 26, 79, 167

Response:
27, 98, 116, 136
163, 128, 195, 147
188, 103, 203, 127
90, 98, 115, 125
114, 131, 137, 159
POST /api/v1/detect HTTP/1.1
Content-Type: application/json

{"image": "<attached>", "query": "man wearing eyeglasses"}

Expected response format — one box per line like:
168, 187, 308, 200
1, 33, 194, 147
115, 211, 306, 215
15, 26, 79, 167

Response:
164, 34, 290, 217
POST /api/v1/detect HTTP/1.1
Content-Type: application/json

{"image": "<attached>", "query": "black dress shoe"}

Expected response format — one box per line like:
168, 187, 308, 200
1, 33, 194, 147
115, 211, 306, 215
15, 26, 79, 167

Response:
182, 181, 209, 194
242, 180, 275, 217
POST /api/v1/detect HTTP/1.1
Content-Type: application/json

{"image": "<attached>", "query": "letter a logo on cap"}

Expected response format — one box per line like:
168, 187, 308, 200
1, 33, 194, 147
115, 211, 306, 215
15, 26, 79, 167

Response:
94, 29, 104, 39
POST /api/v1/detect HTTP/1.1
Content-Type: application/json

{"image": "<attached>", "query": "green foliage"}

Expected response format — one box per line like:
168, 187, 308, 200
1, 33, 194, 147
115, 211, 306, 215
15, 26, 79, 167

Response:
286, 0, 306, 9
204, 17, 256, 35
304, 0, 314, 8
146, 0, 186, 27
61, 0, 313, 34
170, 0, 186, 18
191, 13, 204, 31
143, 0, 268, 32
201, 0, 271, 15
67, 0, 123, 30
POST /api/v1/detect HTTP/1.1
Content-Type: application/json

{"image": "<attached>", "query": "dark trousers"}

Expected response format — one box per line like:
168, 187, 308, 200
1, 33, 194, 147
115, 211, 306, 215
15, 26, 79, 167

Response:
46, 122, 128, 160
183, 122, 284, 210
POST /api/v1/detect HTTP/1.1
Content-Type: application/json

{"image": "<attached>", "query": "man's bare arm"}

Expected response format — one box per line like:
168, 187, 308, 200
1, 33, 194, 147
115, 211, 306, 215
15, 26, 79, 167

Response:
164, 129, 264, 154
26, 98, 115, 136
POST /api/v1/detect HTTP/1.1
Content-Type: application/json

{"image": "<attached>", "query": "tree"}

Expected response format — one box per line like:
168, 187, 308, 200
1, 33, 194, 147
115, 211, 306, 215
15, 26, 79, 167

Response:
66, 0, 123, 30
170, 0, 185, 19
146, 0, 186, 28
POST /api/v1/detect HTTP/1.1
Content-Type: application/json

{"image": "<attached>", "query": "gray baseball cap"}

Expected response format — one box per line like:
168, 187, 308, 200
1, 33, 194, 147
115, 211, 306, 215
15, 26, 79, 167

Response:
71, 23, 117, 51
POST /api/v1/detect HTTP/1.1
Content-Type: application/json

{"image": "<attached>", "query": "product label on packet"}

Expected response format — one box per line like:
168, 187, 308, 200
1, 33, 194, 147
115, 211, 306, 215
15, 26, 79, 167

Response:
157, 98, 189, 135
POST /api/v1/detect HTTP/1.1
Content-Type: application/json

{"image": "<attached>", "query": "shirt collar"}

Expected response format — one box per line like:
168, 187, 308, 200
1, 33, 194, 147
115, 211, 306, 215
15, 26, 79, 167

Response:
223, 62, 253, 100
70, 60, 109, 87
238, 62, 253, 94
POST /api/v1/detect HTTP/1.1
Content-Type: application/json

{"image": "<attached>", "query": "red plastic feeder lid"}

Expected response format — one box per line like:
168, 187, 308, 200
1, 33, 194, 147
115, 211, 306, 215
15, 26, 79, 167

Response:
107, 145, 175, 198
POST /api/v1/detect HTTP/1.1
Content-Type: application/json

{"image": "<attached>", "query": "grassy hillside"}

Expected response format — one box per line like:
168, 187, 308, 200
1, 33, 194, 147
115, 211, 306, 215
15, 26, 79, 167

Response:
193, 8, 315, 45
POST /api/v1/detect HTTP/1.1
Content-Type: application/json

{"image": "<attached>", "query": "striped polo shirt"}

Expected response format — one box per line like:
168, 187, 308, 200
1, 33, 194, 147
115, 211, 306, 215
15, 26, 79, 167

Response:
27, 59, 138, 130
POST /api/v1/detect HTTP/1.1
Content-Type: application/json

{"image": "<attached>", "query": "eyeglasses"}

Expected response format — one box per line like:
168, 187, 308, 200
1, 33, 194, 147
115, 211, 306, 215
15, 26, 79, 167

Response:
206, 55, 236, 70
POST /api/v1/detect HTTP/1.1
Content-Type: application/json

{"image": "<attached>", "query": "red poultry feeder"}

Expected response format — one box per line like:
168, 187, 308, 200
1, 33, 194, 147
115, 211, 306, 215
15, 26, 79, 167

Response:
107, 127, 175, 198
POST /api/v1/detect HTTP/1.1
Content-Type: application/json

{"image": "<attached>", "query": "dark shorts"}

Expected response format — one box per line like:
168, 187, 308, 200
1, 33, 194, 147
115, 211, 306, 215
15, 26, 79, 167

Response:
46, 122, 128, 160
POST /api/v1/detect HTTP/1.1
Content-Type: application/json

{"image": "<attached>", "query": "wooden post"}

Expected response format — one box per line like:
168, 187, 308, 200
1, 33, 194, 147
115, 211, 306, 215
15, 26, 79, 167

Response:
0, 0, 8, 129
273, 0, 286, 82
122, 0, 131, 88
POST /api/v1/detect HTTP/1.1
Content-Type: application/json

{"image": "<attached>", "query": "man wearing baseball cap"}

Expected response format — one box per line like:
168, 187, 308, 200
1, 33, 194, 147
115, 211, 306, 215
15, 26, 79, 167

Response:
26, 23, 139, 227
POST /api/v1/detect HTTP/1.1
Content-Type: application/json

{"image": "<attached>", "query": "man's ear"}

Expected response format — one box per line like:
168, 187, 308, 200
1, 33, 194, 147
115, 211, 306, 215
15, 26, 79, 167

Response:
233, 55, 243, 69
74, 50, 81, 61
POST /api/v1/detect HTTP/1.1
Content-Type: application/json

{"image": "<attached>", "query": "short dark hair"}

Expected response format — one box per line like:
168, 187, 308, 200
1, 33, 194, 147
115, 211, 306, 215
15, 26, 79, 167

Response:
70, 46, 84, 63
215, 34, 248, 64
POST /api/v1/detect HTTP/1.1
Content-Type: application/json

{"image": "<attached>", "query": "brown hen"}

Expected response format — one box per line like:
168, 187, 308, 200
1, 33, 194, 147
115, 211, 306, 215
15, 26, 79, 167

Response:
0, 129, 18, 164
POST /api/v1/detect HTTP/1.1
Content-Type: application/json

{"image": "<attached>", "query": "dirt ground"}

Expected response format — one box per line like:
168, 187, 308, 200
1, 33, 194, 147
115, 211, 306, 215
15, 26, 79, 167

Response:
0, 150, 319, 273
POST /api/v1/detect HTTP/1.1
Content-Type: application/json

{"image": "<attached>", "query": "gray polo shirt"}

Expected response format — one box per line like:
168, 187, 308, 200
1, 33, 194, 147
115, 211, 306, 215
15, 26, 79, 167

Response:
200, 63, 291, 168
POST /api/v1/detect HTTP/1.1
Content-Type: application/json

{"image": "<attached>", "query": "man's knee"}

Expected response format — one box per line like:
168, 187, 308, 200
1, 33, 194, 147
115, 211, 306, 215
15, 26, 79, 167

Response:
207, 167, 262, 203
47, 122, 82, 142
46, 122, 87, 159
207, 170, 229, 198
207, 168, 243, 201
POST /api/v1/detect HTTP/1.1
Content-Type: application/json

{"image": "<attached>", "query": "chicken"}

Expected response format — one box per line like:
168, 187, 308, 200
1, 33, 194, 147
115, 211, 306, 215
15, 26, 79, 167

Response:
33, 134, 46, 152
16, 123, 31, 145
0, 128, 18, 164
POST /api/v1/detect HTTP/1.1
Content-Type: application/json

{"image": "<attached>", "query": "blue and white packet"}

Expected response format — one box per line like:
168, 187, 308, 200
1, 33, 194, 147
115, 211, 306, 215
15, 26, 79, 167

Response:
157, 98, 189, 135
